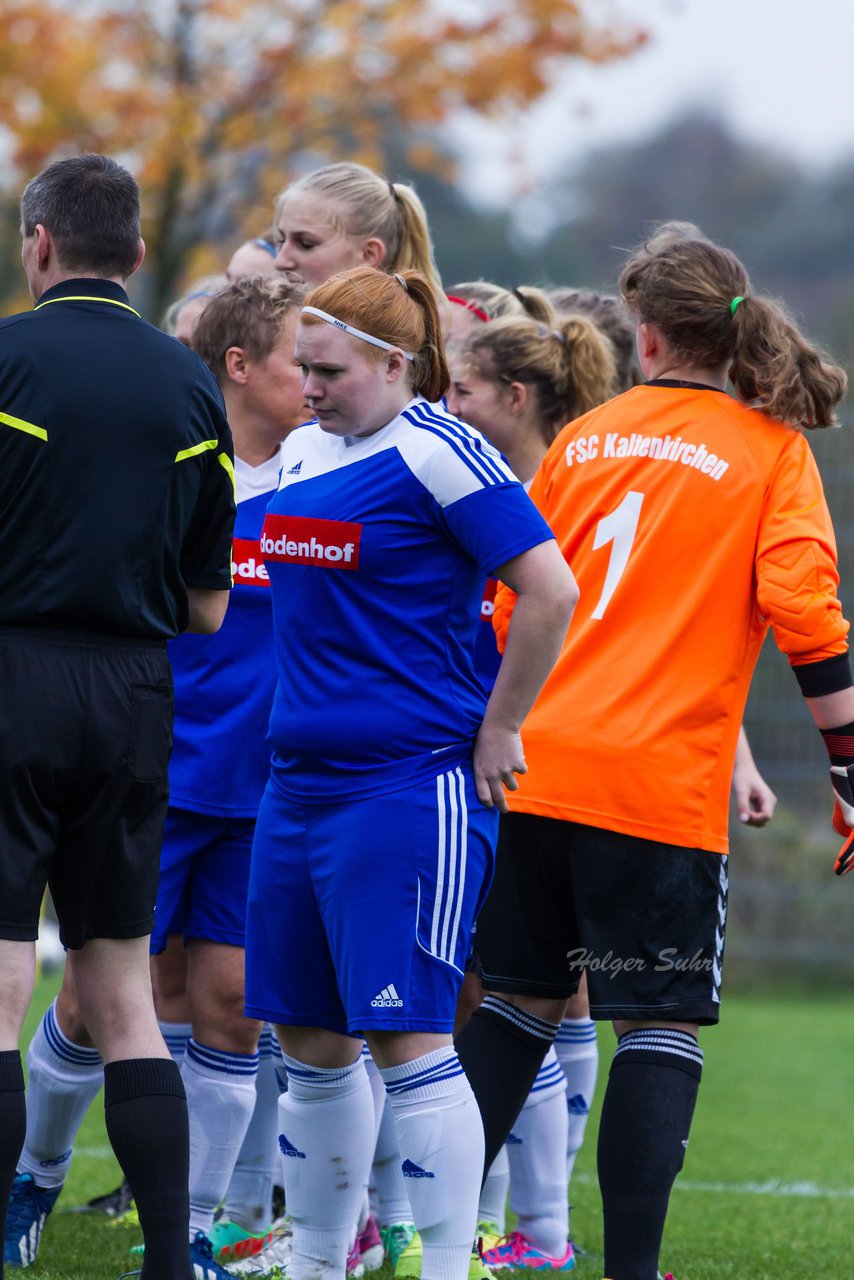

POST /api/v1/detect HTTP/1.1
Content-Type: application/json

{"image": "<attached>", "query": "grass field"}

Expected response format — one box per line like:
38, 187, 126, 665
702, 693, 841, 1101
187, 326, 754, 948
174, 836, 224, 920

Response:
18, 974, 854, 1279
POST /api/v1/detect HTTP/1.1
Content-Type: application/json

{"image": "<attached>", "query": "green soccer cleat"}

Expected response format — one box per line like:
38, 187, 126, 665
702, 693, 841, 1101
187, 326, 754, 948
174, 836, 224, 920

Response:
209, 1219, 274, 1265
392, 1228, 421, 1279
475, 1220, 502, 1255
381, 1222, 417, 1272
393, 1230, 494, 1280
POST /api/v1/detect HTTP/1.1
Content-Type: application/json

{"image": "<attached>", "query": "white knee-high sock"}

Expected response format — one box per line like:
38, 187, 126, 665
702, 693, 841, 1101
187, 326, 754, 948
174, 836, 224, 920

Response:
371, 1094, 411, 1227
182, 1039, 259, 1239
158, 1020, 191, 1065
18, 1001, 103, 1190
477, 1145, 508, 1232
554, 1018, 599, 1183
227, 1027, 283, 1232
360, 1047, 386, 1233
507, 1047, 568, 1256
381, 1047, 484, 1280
280, 1054, 375, 1280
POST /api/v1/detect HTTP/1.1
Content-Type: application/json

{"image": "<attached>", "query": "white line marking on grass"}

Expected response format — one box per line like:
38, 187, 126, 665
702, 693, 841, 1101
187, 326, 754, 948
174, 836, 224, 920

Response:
75, 1146, 113, 1159
572, 1172, 854, 1199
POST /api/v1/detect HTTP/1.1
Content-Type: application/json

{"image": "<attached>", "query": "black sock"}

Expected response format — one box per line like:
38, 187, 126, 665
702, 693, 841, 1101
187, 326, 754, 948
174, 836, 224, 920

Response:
597, 1028, 703, 1280
104, 1058, 192, 1280
455, 995, 560, 1180
0, 1051, 26, 1280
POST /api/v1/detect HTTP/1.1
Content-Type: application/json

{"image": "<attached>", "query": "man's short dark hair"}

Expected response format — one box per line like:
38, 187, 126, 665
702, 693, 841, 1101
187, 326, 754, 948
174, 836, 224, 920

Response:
21, 154, 141, 279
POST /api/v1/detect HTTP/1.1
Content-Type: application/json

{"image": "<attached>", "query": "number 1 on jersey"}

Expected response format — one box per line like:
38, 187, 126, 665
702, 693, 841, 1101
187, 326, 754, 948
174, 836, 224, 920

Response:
590, 491, 644, 619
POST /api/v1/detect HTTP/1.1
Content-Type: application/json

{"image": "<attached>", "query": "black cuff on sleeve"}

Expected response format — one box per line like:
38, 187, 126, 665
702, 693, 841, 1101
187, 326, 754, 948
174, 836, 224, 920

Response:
792, 652, 853, 698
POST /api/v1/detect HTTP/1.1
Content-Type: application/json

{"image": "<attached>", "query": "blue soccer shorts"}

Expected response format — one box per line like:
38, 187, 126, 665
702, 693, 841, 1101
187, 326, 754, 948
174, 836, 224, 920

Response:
244, 764, 497, 1035
150, 808, 256, 954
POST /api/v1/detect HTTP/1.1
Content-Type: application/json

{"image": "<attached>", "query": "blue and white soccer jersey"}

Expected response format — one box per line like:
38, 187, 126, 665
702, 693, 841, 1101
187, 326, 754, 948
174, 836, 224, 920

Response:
245, 397, 554, 1033
151, 452, 283, 954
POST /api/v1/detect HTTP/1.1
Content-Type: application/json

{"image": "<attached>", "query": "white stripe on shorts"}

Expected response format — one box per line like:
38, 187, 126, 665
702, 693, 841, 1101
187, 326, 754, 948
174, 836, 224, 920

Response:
430, 768, 469, 965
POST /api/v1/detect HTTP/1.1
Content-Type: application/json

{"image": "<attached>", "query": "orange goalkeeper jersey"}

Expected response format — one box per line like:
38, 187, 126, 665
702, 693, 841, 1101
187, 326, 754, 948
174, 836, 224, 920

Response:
494, 381, 849, 854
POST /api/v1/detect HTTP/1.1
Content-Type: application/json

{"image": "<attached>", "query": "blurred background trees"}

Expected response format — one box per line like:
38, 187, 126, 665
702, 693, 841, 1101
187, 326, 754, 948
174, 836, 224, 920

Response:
0, 0, 643, 314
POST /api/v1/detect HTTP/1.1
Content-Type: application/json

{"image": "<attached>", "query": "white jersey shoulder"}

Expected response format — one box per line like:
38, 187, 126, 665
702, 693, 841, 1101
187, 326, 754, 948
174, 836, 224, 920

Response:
396, 399, 517, 509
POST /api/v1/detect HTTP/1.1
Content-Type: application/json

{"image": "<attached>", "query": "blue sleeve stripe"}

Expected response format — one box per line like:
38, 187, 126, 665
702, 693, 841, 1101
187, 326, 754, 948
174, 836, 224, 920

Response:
406, 402, 512, 486
403, 404, 511, 488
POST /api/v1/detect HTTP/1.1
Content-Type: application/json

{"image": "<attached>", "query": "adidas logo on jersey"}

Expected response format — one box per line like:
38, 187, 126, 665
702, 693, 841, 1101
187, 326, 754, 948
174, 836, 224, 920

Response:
278, 1133, 306, 1159
402, 1159, 435, 1179
286, 460, 303, 474
261, 514, 361, 569
371, 983, 403, 1008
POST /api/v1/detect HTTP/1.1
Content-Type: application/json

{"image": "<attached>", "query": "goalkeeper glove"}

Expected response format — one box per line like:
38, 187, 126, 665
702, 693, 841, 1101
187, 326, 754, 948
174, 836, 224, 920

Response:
830, 763, 854, 874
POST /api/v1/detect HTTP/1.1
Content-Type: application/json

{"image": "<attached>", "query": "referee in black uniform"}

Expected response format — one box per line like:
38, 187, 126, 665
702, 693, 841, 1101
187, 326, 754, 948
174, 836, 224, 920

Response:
0, 154, 235, 1280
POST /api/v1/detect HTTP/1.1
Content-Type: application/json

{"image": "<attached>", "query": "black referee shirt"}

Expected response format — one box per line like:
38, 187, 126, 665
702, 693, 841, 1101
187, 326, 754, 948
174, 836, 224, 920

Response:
0, 278, 235, 638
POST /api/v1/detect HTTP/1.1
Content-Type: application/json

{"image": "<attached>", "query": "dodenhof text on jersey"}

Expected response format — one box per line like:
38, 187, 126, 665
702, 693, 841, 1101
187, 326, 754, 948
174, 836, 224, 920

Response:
260, 514, 362, 569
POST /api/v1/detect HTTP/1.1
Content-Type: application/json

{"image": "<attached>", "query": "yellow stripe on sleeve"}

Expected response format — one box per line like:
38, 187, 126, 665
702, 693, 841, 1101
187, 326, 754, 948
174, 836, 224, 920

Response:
175, 438, 218, 463
218, 451, 236, 498
0, 410, 47, 442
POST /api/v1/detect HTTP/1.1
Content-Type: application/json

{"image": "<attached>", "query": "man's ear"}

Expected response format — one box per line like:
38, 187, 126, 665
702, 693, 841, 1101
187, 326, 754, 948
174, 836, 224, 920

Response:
224, 346, 250, 385
128, 238, 145, 277
35, 225, 52, 271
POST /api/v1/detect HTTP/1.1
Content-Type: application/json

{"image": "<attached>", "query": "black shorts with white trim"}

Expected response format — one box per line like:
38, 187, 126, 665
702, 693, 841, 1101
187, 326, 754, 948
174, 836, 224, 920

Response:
476, 812, 727, 1026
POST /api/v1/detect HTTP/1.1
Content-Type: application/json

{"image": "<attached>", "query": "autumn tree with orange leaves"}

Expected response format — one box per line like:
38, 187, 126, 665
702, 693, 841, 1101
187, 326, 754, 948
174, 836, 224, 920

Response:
0, 0, 644, 314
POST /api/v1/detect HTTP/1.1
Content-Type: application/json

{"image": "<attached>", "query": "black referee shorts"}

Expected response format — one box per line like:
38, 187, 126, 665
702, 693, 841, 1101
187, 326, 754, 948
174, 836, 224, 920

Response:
0, 627, 173, 950
476, 812, 728, 1026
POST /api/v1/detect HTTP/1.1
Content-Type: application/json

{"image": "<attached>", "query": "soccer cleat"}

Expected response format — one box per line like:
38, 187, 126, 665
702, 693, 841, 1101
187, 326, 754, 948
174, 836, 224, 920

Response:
347, 1237, 366, 1278
481, 1231, 575, 1271
226, 1221, 293, 1275
394, 1231, 495, 1280
83, 1178, 134, 1217
392, 1228, 421, 1279
476, 1220, 503, 1254
190, 1231, 241, 1279
210, 1220, 275, 1264
4, 1172, 62, 1268
381, 1222, 417, 1271
355, 1216, 384, 1271
468, 1244, 496, 1280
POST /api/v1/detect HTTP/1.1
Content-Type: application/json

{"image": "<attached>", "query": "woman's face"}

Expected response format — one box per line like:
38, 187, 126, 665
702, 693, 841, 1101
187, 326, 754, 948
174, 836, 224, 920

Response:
274, 194, 382, 290
245, 311, 310, 436
295, 319, 410, 438
446, 355, 516, 452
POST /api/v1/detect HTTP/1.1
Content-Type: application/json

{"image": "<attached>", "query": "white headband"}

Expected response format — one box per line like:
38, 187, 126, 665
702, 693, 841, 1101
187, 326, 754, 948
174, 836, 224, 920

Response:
301, 306, 415, 361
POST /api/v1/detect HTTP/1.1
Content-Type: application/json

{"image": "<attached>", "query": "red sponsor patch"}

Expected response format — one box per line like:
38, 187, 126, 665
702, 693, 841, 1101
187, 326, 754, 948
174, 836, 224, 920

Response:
260, 514, 361, 570
480, 577, 497, 619
231, 538, 271, 587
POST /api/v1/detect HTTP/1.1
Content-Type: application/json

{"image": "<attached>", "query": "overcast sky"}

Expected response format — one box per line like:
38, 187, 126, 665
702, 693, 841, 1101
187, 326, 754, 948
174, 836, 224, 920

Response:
456, 0, 854, 205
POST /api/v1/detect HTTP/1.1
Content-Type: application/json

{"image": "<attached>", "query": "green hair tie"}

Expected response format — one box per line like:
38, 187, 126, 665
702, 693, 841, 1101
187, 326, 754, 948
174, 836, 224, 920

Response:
730, 295, 745, 316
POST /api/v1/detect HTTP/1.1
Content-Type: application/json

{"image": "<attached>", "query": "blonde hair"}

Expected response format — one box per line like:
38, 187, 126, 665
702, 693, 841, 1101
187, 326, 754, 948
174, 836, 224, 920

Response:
303, 267, 449, 403
278, 163, 442, 297
162, 274, 228, 336
449, 281, 555, 325
461, 313, 617, 445
620, 221, 847, 428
